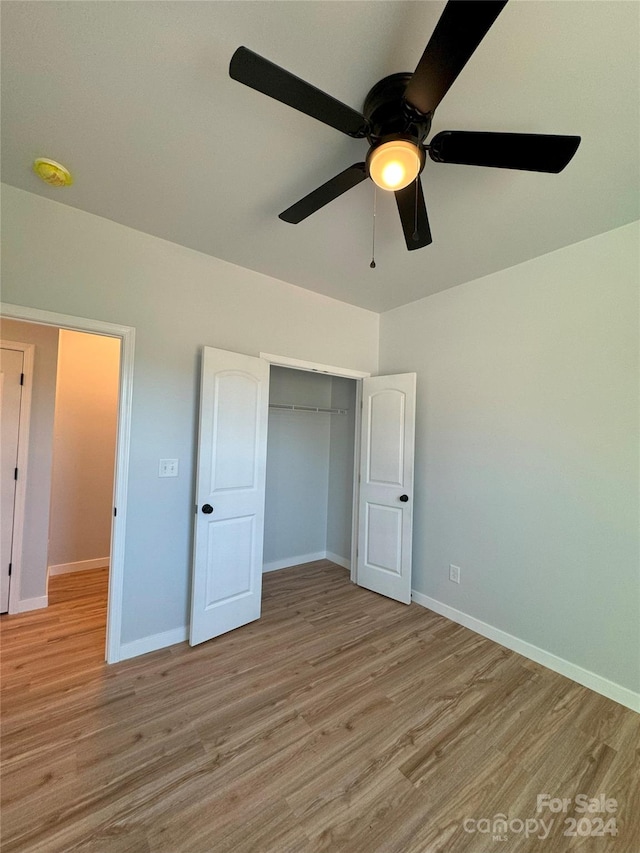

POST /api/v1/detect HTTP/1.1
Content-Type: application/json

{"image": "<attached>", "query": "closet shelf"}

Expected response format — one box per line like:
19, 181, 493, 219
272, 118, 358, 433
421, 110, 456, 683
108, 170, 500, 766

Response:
269, 403, 347, 415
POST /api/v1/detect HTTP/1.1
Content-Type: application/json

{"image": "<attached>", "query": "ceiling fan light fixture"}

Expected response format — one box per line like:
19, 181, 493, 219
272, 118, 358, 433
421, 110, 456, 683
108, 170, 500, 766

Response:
367, 140, 422, 191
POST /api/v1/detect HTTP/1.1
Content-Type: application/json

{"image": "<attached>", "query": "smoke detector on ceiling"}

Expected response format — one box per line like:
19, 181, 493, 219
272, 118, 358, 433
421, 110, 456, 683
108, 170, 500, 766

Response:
33, 158, 73, 187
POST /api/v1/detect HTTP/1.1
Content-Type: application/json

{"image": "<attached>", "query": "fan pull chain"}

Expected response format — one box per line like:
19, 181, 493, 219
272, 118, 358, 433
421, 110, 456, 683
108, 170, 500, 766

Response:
413, 175, 420, 242
370, 185, 377, 268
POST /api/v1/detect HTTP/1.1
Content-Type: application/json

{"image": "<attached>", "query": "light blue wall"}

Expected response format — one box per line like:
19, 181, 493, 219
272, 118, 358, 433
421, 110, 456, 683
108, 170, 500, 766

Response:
379, 222, 640, 694
1, 185, 379, 643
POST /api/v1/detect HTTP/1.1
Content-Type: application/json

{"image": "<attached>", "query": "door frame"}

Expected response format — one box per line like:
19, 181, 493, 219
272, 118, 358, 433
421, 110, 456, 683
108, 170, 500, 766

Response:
0, 303, 135, 664
260, 352, 369, 584
0, 339, 35, 614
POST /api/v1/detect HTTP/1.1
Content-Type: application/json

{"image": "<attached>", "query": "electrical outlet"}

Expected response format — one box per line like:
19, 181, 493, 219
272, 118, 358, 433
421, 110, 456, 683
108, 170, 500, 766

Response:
159, 458, 179, 478
449, 564, 461, 584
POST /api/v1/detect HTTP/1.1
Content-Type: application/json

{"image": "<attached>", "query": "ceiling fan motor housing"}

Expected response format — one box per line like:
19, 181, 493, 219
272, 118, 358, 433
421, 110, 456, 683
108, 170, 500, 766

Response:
363, 73, 432, 163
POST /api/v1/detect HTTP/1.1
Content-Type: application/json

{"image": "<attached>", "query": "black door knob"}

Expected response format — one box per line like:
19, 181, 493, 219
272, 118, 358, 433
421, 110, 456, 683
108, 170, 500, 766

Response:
399, 494, 409, 502
201, 504, 214, 514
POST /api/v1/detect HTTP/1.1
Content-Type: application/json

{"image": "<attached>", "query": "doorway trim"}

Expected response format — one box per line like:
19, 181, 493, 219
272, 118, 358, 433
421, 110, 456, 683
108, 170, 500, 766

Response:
0, 303, 135, 664
260, 352, 370, 381
260, 352, 369, 584
1, 339, 35, 614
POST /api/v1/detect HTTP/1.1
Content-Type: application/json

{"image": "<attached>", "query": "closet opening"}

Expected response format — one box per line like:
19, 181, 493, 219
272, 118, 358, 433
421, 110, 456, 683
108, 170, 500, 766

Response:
263, 366, 358, 579
190, 347, 413, 648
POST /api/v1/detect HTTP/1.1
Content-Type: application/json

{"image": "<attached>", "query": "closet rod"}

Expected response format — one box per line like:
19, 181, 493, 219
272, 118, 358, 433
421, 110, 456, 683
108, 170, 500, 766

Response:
268, 403, 347, 415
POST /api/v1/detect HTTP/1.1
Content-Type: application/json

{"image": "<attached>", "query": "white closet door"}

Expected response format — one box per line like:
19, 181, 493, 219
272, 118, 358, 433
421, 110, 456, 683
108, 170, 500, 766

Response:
356, 373, 416, 604
190, 347, 269, 646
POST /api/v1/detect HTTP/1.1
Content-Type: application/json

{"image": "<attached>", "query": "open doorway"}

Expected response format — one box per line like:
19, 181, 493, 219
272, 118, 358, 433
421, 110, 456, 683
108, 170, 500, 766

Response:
46, 329, 120, 640
1, 303, 135, 663
0, 321, 120, 633
264, 365, 358, 576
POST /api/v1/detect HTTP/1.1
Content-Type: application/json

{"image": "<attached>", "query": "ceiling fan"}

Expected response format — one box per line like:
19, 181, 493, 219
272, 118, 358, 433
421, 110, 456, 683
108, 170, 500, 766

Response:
229, 0, 580, 251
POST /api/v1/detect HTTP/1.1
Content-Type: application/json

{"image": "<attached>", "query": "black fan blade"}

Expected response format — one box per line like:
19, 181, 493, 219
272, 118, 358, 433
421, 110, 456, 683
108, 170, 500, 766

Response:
279, 163, 368, 223
404, 1, 508, 116
395, 180, 432, 250
230, 47, 369, 138
429, 131, 581, 173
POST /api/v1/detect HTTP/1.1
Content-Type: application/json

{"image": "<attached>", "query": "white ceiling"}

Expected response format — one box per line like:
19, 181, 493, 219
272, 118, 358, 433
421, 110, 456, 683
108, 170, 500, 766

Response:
2, 1, 638, 312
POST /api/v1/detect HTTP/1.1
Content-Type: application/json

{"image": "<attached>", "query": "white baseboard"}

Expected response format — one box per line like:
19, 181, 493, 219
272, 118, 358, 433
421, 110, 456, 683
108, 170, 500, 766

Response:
326, 551, 350, 570
263, 551, 351, 573
411, 591, 640, 714
14, 595, 48, 613
49, 558, 110, 576
262, 551, 328, 573
119, 626, 188, 661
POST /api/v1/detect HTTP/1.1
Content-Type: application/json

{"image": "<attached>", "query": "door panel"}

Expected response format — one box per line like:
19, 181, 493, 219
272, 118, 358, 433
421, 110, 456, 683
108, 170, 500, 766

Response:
190, 347, 269, 646
357, 373, 416, 604
368, 389, 406, 485
205, 515, 254, 606
211, 371, 261, 491
365, 503, 402, 574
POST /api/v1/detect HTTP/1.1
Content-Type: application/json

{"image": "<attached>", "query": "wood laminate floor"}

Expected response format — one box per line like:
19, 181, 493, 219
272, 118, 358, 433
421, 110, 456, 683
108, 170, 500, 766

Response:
1, 562, 638, 853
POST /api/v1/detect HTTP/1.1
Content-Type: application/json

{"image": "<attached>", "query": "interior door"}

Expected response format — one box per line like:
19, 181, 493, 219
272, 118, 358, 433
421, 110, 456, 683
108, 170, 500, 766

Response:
357, 373, 416, 604
189, 346, 270, 646
1, 348, 24, 613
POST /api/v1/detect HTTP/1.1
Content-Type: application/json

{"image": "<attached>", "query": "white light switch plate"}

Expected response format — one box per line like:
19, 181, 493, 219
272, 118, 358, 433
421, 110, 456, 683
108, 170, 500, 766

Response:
159, 458, 179, 477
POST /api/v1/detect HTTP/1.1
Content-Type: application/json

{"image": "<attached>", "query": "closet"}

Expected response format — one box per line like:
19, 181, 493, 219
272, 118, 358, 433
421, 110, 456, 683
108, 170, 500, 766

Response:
189, 346, 414, 647
264, 366, 357, 574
